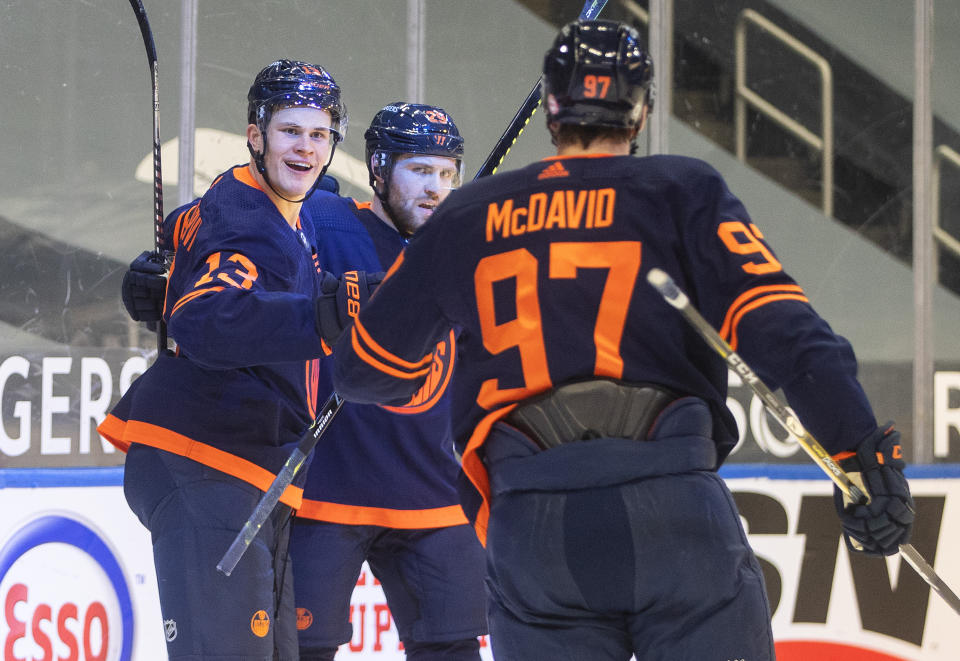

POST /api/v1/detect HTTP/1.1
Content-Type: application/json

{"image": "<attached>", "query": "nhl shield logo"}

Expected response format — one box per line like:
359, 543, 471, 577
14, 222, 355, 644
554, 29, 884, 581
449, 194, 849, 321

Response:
164, 618, 178, 642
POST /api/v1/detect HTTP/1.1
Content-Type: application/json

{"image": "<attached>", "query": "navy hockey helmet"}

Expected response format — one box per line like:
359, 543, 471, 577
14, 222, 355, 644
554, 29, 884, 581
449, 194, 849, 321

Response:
246, 59, 347, 202
542, 20, 654, 130
364, 102, 464, 189
247, 59, 347, 142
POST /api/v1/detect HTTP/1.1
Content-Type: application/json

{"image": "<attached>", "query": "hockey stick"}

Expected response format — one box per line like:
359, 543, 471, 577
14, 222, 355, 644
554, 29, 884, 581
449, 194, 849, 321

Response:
217, 392, 344, 576
472, 0, 609, 180
127, 0, 169, 354
647, 267, 960, 617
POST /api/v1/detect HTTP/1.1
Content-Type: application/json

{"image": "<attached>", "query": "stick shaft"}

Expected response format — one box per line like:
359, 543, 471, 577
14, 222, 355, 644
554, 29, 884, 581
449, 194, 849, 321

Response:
217, 392, 344, 576
899, 543, 960, 615
127, 0, 168, 352
646, 267, 960, 617
646, 268, 865, 502
472, 0, 609, 180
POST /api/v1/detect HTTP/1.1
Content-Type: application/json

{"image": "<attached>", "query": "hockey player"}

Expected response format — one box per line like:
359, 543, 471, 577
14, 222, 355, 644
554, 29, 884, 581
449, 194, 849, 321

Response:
293, 103, 486, 661
98, 59, 347, 660
116, 102, 487, 660
330, 21, 914, 661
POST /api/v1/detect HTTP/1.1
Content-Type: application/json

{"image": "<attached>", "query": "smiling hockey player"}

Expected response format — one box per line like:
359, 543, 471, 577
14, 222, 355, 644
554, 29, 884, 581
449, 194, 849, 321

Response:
99, 59, 346, 660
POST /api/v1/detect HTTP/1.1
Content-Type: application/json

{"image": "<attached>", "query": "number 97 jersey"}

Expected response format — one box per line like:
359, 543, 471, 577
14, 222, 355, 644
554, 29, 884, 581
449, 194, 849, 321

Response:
333, 153, 876, 477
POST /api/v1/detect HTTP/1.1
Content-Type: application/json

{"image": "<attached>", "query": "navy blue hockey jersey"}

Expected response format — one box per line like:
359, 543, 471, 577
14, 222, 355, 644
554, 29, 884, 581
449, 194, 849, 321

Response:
297, 194, 465, 528
99, 165, 327, 505
332, 153, 878, 540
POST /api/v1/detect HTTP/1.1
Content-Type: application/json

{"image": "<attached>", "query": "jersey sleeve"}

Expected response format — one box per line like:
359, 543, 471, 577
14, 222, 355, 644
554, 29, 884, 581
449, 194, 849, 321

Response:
331, 219, 452, 405
676, 159, 877, 453
164, 197, 325, 369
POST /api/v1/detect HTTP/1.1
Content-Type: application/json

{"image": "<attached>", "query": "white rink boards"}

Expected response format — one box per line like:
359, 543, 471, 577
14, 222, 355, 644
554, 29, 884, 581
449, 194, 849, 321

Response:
0, 468, 957, 661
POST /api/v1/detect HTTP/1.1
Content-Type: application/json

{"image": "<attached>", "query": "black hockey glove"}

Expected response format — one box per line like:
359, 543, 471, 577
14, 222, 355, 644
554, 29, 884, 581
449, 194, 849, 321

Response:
317, 174, 340, 195
121, 250, 167, 329
833, 423, 914, 556
314, 270, 384, 344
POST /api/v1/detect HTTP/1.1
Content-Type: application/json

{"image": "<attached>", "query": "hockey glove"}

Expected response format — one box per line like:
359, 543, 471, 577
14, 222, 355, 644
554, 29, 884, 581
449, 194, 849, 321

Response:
317, 174, 340, 195
314, 270, 384, 344
833, 423, 914, 556
121, 250, 167, 328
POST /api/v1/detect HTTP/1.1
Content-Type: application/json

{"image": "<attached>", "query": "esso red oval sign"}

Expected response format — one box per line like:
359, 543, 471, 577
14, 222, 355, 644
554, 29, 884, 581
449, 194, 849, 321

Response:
0, 515, 133, 661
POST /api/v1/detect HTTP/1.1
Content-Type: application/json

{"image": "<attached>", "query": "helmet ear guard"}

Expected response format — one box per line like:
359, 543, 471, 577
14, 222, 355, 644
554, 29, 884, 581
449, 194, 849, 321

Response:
368, 149, 393, 191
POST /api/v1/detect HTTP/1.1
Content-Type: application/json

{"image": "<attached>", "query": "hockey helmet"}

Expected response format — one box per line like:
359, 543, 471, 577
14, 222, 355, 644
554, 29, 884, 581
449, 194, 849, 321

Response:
247, 59, 347, 142
364, 102, 464, 188
542, 20, 654, 129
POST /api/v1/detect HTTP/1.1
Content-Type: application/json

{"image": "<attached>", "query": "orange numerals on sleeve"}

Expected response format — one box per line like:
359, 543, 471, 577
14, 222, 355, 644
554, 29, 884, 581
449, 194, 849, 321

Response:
194, 252, 259, 289
717, 221, 782, 275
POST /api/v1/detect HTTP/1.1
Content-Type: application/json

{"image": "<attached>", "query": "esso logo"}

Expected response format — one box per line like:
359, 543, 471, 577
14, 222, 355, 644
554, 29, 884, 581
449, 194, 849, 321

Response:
0, 515, 133, 661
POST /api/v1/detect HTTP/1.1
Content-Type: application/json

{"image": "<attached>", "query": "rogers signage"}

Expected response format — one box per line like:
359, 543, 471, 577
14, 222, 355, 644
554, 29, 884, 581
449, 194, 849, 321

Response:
0, 514, 133, 661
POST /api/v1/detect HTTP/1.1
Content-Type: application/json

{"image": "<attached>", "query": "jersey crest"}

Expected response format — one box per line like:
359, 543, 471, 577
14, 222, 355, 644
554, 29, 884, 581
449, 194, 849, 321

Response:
381, 330, 456, 415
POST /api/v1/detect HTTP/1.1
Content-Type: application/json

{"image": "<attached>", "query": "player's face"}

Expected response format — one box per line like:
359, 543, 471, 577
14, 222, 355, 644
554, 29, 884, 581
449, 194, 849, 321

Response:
386, 154, 460, 235
256, 106, 334, 199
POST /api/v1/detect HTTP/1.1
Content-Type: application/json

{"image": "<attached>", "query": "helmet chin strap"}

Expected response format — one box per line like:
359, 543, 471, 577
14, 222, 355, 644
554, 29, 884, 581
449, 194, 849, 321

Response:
247, 134, 337, 204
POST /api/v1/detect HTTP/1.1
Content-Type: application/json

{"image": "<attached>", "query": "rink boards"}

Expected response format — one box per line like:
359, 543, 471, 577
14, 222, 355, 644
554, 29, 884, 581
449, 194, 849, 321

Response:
0, 467, 958, 661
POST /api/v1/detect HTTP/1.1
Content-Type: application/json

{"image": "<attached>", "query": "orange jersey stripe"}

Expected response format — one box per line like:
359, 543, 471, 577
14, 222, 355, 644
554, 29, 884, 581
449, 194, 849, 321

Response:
459, 404, 517, 547
98, 415, 304, 509
540, 153, 619, 161
727, 293, 809, 350
296, 500, 468, 528
233, 164, 263, 191
352, 318, 435, 374
98, 413, 131, 453
719, 284, 806, 340
349, 326, 433, 380
171, 286, 224, 316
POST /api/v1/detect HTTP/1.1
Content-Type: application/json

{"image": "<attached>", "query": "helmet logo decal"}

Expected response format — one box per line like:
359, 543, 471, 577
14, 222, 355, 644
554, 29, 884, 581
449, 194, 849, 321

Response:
422, 110, 450, 124
583, 74, 611, 99
300, 65, 323, 76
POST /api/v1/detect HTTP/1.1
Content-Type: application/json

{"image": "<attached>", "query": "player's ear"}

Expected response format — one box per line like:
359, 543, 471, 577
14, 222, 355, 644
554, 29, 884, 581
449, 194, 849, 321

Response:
636, 104, 650, 133
247, 123, 264, 153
